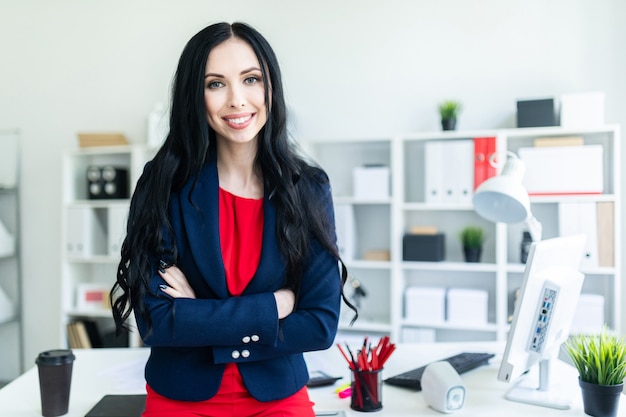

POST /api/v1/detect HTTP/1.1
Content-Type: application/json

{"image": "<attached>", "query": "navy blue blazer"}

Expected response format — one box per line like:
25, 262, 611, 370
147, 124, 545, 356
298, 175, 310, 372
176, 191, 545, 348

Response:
135, 158, 342, 402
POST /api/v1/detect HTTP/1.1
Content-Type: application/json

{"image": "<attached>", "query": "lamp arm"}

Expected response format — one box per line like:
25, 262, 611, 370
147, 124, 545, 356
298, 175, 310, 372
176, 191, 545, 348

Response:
525, 215, 543, 242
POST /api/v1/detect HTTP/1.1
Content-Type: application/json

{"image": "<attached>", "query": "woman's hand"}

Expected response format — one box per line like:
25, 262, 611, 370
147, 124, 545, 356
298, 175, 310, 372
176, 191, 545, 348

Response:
159, 264, 196, 299
274, 288, 295, 319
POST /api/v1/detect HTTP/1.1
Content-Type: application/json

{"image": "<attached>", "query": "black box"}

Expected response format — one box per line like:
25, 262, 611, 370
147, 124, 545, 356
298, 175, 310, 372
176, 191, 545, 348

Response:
87, 166, 129, 199
516, 98, 558, 128
403, 233, 445, 262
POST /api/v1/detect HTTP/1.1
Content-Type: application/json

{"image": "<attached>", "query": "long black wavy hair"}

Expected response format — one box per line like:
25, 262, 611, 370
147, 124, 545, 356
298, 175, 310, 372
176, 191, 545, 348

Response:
111, 22, 356, 334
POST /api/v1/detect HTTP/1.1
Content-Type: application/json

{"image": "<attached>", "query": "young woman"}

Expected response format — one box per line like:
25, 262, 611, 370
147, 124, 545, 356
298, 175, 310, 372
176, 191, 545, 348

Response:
111, 22, 356, 417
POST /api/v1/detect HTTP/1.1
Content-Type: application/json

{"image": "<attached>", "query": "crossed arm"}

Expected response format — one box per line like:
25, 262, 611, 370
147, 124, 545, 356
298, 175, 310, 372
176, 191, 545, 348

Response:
158, 265, 296, 319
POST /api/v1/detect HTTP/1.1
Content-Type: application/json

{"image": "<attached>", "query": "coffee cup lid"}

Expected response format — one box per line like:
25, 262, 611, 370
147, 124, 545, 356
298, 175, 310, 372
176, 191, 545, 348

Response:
36, 349, 76, 366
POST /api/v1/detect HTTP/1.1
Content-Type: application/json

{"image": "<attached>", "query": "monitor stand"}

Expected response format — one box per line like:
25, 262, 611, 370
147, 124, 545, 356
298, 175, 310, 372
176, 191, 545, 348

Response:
504, 359, 572, 410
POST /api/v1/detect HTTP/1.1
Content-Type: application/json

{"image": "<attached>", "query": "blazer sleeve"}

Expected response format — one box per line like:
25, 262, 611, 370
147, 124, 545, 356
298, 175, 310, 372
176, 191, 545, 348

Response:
137, 279, 281, 348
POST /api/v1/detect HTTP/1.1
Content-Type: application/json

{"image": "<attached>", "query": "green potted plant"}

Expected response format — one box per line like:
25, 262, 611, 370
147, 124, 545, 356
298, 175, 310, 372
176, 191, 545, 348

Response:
564, 326, 626, 417
438, 100, 462, 131
459, 226, 484, 262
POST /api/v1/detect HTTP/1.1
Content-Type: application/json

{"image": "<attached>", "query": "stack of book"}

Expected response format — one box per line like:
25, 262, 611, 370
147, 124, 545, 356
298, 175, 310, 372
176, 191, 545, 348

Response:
67, 319, 129, 348
67, 320, 101, 348
77, 133, 128, 148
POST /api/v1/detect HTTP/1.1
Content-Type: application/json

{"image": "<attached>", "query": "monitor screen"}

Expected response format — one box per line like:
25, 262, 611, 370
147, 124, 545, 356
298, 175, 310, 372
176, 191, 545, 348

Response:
497, 234, 586, 409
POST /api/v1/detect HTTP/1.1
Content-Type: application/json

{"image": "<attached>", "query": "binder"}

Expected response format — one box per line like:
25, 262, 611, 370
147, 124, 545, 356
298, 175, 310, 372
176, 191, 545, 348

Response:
426, 140, 474, 203
424, 141, 444, 203
334, 204, 356, 261
66, 207, 107, 257
558, 202, 598, 268
448, 140, 474, 204
473, 137, 497, 190
107, 205, 128, 256
596, 201, 614, 267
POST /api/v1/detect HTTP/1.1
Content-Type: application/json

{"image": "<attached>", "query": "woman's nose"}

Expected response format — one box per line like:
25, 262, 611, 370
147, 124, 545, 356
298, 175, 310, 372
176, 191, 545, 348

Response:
228, 85, 245, 108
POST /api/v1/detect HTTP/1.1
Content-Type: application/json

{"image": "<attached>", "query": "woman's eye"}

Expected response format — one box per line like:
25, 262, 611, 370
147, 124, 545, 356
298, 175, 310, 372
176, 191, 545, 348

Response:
207, 81, 223, 89
244, 76, 260, 85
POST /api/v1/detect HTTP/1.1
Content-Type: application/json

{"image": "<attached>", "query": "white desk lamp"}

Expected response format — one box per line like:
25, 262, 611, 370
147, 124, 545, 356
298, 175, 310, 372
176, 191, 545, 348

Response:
472, 152, 542, 241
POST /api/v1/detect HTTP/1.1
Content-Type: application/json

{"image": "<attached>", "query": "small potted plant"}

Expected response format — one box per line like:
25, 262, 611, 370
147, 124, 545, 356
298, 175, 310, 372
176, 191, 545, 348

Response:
438, 100, 462, 131
564, 326, 626, 417
459, 226, 484, 262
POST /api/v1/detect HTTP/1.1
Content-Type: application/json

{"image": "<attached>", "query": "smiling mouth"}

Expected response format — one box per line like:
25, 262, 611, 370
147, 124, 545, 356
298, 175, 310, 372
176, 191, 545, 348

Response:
224, 114, 254, 125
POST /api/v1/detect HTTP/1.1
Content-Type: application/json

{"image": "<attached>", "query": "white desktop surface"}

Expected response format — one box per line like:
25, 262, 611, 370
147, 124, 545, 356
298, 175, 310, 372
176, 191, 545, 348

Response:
0, 342, 622, 416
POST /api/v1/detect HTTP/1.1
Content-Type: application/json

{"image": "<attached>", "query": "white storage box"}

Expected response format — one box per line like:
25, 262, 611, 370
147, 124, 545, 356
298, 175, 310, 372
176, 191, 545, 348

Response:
404, 286, 446, 324
353, 165, 390, 199
519, 145, 603, 195
401, 327, 437, 343
571, 294, 605, 334
560, 92, 605, 129
446, 288, 488, 325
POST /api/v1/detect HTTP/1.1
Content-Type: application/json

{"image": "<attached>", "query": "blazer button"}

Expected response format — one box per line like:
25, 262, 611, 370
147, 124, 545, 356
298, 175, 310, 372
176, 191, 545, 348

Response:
251, 335, 260, 342
231, 350, 240, 359
242, 336, 251, 344
242, 350, 250, 358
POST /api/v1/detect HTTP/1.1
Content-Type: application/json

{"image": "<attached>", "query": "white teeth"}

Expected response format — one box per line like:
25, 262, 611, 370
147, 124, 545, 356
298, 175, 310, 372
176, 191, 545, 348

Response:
227, 115, 252, 124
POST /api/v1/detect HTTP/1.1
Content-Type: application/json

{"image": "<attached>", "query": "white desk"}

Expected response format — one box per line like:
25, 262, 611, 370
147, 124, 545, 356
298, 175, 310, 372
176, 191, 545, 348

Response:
0, 342, 622, 416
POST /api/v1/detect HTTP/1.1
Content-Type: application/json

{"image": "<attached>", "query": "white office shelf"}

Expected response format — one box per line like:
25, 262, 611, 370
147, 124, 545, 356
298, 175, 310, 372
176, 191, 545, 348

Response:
401, 320, 499, 332
66, 255, 120, 264
304, 125, 621, 343
0, 130, 22, 383
61, 144, 155, 349
402, 261, 498, 273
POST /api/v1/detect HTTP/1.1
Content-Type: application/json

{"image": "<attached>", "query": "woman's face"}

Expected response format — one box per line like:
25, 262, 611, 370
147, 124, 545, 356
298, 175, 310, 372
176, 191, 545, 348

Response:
204, 37, 268, 147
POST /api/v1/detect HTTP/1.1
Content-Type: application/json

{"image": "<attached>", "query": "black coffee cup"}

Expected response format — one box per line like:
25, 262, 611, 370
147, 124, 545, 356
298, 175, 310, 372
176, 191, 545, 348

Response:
36, 349, 76, 416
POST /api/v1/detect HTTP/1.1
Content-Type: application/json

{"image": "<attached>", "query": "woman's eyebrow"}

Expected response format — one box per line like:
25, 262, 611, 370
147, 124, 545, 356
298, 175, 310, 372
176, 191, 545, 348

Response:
204, 67, 262, 79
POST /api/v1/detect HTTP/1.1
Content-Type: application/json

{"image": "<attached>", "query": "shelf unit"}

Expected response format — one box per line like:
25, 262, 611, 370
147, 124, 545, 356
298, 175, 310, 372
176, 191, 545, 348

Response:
0, 129, 22, 383
61, 144, 154, 348
304, 125, 621, 343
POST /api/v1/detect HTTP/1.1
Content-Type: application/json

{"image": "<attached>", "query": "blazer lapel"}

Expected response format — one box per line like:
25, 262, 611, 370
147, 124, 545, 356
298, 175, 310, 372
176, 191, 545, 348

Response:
178, 160, 229, 298
177, 159, 287, 297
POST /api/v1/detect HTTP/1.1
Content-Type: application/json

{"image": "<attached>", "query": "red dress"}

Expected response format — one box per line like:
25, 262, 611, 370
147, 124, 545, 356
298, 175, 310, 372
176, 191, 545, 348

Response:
143, 188, 314, 417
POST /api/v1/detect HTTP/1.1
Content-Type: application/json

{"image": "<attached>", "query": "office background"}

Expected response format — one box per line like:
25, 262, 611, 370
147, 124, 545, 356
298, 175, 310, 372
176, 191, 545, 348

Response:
0, 0, 625, 371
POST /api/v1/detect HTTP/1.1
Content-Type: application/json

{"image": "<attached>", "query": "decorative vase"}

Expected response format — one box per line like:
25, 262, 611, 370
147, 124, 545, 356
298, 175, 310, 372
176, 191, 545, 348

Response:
441, 118, 456, 131
579, 378, 623, 417
463, 247, 482, 263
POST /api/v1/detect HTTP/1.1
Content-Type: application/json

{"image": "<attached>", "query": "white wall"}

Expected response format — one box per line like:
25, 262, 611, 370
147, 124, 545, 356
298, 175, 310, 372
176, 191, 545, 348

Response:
1, 0, 624, 370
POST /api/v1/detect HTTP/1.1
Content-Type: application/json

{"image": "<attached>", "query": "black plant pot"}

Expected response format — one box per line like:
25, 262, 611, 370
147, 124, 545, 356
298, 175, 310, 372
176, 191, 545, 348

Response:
463, 247, 482, 263
441, 118, 457, 131
579, 378, 623, 417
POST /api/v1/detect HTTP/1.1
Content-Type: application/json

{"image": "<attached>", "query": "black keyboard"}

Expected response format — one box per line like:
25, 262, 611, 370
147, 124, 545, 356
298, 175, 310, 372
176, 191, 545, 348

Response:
384, 352, 495, 390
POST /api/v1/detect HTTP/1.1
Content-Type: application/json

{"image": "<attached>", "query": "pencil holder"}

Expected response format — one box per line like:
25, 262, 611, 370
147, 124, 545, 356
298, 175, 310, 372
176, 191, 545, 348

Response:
350, 368, 383, 412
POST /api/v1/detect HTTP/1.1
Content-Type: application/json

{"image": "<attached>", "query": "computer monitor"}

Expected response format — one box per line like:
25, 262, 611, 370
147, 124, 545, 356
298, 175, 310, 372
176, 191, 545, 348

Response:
497, 234, 586, 409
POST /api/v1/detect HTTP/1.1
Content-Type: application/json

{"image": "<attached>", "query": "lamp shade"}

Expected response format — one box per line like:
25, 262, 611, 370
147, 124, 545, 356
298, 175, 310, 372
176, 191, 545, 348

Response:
472, 152, 543, 241
472, 176, 530, 223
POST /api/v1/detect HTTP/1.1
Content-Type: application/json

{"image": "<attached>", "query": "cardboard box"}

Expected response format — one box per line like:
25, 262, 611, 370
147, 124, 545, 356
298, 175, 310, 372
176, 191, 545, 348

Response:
403, 233, 445, 262
77, 133, 128, 147
353, 165, 390, 199
516, 98, 558, 128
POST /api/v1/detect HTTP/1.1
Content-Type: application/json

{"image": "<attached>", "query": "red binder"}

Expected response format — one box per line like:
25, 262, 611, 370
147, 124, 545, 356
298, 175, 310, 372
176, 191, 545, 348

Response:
473, 137, 496, 190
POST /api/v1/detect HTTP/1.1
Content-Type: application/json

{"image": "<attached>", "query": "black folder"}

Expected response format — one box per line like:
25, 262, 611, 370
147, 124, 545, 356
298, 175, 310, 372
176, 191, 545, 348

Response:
84, 394, 146, 417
